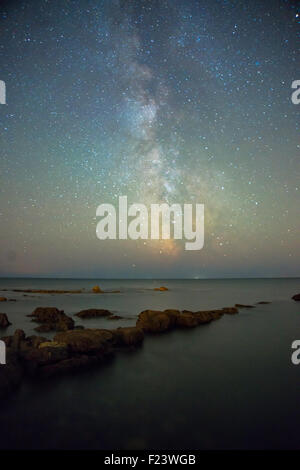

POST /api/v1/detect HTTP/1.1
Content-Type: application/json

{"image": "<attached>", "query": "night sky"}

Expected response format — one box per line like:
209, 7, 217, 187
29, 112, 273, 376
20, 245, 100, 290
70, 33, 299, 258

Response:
0, 0, 299, 278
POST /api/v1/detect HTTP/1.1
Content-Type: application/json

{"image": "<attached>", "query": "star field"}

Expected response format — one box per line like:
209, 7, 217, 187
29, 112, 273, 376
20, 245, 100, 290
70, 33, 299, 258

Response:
0, 0, 299, 278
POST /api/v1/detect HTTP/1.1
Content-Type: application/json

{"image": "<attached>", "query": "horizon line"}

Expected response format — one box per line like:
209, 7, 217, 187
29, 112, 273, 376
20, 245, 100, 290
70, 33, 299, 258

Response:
0, 276, 299, 280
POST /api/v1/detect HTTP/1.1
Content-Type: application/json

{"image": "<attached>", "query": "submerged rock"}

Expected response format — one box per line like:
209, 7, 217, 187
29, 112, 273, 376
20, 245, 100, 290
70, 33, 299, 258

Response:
292, 294, 300, 301
39, 354, 104, 378
222, 307, 239, 314
235, 304, 255, 309
256, 301, 271, 304
0, 313, 11, 328
10, 289, 82, 294
75, 308, 112, 318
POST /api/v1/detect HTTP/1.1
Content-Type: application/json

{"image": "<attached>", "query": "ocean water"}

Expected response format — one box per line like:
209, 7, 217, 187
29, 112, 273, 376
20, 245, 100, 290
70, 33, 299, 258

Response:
0, 278, 299, 449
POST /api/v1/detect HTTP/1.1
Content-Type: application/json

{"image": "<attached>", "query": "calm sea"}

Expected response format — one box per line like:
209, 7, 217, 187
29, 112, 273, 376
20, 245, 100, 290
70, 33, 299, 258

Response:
0, 278, 299, 449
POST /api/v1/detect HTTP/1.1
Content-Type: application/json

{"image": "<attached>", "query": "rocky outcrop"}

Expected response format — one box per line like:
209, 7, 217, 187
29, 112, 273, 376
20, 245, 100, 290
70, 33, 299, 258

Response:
136, 309, 179, 333
176, 312, 198, 328
136, 307, 234, 333
0, 313, 11, 328
25, 335, 49, 348
0, 328, 115, 381
182, 309, 224, 324
21, 343, 69, 375
34, 324, 56, 333
75, 308, 112, 319
11, 329, 26, 349
28, 307, 74, 332
292, 294, 300, 301
0, 300, 271, 396
112, 327, 144, 347
54, 329, 114, 354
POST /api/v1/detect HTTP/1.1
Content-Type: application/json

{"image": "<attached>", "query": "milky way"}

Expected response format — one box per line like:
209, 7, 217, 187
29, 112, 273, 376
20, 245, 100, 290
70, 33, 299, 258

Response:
0, 0, 299, 278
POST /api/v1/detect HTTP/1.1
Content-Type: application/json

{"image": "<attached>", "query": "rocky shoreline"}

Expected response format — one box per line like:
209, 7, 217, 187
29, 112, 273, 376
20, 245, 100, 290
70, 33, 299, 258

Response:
0, 301, 262, 400
0, 291, 298, 401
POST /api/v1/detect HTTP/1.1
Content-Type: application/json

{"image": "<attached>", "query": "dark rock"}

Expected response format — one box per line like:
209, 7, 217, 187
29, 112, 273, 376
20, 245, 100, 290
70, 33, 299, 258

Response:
292, 294, 300, 301
28, 307, 74, 332
176, 313, 198, 328
136, 308, 225, 332
0, 297, 7, 302
112, 327, 144, 347
136, 309, 178, 333
22, 343, 69, 366
34, 324, 54, 333
256, 301, 271, 304
75, 308, 112, 319
26, 335, 48, 348
182, 309, 224, 323
21, 342, 69, 375
0, 313, 11, 328
107, 315, 123, 320
235, 304, 255, 309
28, 306, 63, 321
11, 329, 26, 349
54, 329, 114, 355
